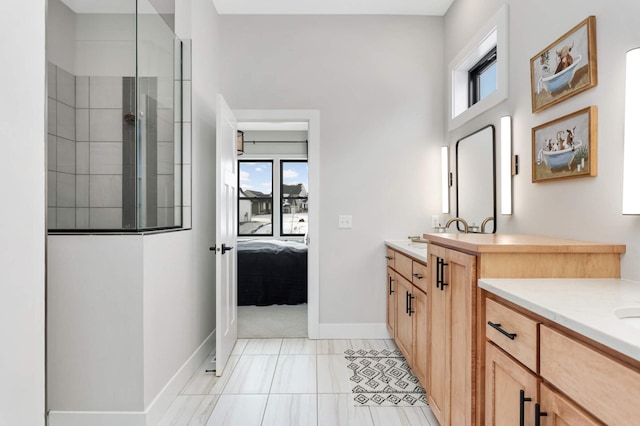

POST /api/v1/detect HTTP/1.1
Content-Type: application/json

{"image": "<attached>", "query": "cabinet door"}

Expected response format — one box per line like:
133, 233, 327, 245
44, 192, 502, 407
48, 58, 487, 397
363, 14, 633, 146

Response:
395, 275, 413, 363
412, 286, 428, 388
448, 248, 476, 426
386, 267, 396, 337
538, 383, 603, 426
485, 342, 538, 426
428, 244, 449, 426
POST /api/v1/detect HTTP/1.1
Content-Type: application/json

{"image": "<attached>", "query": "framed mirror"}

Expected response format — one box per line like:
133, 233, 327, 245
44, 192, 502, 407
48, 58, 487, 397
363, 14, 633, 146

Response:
455, 125, 496, 233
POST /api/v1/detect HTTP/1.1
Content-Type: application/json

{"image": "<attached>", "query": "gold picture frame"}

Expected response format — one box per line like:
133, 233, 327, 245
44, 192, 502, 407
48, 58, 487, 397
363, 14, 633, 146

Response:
532, 106, 597, 183
530, 16, 597, 113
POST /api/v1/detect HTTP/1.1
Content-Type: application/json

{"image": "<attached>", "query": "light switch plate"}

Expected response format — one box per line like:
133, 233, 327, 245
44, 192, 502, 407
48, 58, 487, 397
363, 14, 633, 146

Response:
431, 215, 440, 228
338, 215, 353, 229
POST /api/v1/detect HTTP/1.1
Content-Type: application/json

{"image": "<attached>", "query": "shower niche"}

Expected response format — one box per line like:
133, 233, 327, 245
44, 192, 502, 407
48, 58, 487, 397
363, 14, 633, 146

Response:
47, 0, 189, 231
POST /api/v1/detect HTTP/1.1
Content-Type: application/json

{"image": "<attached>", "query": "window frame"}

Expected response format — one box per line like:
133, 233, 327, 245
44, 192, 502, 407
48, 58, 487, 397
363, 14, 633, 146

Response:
237, 159, 274, 237
279, 160, 309, 237
468, 46, 497, 107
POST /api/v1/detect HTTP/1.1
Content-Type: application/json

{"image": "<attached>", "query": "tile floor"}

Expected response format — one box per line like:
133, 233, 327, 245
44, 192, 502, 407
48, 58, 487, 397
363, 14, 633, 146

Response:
159, 338, 438, 426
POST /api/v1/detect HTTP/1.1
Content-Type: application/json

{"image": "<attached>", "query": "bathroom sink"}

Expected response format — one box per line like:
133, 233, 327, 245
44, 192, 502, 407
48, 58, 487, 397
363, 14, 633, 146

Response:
409, 241, 428, 248
613, 306, 640, 329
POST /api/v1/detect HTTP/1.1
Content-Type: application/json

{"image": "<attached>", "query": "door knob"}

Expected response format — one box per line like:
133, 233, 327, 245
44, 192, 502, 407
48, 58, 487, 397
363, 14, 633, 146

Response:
221, 244, 234, 254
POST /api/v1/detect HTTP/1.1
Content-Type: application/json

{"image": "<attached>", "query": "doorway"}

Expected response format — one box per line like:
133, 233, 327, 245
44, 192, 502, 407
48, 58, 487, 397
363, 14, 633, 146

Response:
234, 110, 320, 339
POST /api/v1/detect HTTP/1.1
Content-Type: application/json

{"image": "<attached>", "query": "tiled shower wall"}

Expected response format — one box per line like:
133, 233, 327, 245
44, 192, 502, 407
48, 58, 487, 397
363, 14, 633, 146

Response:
47, 62, 183, 229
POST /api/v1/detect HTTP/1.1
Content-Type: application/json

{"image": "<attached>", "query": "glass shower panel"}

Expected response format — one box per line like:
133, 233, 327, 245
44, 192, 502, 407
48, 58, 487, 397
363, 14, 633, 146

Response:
46, 0, 183, 232
136, 0, 183, 229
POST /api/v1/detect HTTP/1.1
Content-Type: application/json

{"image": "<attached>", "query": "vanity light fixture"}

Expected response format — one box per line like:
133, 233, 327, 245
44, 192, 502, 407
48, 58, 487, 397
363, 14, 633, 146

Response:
500, 115, 512, 215
237, 130, 244, 156
623, 48, 640, 214
441, 146, 450, 214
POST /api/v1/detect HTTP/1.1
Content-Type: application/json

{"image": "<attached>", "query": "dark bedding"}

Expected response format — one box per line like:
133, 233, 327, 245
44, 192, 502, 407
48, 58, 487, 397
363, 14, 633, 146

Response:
237, 239, 308, 306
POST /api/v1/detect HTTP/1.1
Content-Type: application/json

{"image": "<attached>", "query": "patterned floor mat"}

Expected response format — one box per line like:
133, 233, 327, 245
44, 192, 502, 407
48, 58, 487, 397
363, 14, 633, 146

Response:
344, 348, 428, 407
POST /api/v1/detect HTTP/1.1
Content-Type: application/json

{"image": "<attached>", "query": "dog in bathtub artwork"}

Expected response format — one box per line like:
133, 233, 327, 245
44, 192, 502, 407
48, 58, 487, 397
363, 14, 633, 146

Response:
530, 16, 597, 113
532, 106, 597, 182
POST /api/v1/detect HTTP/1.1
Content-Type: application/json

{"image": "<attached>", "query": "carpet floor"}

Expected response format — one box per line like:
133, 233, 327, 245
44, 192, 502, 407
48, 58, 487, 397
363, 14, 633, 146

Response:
237, 304, 308, 338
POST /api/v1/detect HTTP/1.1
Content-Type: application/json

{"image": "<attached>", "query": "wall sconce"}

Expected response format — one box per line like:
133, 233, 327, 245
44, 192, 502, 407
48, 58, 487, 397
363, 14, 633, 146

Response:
237, 130, 244, 156
500, 115, 513, 215
623, 48, 640, 214
441, 146, 450, 214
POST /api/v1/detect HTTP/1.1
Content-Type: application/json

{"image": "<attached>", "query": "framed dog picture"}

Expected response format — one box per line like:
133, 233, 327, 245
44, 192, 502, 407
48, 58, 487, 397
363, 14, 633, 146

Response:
532, 106, 597, 182
530, 16, 597, 113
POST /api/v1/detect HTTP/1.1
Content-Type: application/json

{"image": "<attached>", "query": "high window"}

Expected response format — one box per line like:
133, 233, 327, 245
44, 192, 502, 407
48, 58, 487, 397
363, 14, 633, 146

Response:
468, 47, 497, 106
238, 161, 273, 236
280, 161, 309, 236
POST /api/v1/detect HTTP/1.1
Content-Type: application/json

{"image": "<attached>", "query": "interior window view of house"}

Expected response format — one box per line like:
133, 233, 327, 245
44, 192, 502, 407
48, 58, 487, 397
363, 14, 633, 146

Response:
4, 0, 640, 425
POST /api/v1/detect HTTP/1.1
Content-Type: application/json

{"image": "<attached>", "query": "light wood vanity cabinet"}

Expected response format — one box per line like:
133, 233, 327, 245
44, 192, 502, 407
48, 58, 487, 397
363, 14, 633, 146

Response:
484, 296, 638, 426
427, 243, 476, 426
422, 233, 625, 426
385, 247, 428, 387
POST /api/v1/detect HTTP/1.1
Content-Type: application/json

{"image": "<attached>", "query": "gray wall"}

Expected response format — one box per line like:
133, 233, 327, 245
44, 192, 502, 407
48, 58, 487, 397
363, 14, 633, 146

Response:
444, 0, 640, 280
220, 15, 445, 326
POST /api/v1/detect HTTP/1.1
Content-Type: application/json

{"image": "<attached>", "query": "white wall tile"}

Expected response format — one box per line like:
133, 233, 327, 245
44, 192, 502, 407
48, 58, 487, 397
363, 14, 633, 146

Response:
56, 67, 75, 107
76, 175, 89, 207
76, 76, 89, 108
179, 80, 191, 123
76, 109, 89, 141
76, 208, 89, 228
90, 142, 122, 174
56, 172, 75, 207
48, 99, 56, 134
158, 142, 174, 174
90, 175, 122, 207
56, 137, 75, 174
48, 62, 57, 99
56, 207, 76, 229
89, 76, 123, 109
48, 134, 57, 171
157, 108, 174, 142
56, 101, 75, 141
157, 174, 174, 208
182, 164, 191, 207
76, 142, 89, 174
175, 122, 191, 165
157, 78, 174, 110
48, 207, 57, 229
90, 109, 123, 142
89, 208, 122, 229
156, 207, 175, 227
48, 171, 56, 207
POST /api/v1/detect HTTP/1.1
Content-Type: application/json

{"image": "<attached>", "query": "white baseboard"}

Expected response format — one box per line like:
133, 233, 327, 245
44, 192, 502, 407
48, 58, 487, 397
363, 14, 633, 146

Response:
48, 330, 216, 426
145, 329, 216, 425
317, 322, 392, 339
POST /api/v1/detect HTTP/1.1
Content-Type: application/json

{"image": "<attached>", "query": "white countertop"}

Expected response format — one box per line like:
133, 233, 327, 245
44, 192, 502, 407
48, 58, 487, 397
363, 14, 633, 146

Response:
479, 278, 640, 362
385, 239, 428, 263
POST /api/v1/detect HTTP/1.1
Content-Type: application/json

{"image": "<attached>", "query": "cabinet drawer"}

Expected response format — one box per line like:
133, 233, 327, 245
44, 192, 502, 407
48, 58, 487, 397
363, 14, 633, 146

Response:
540, 326, 640, 426
412, 261, 428, 293
386, 247, 395, 268
394, 251, 413, 281
485, 298, 538, 372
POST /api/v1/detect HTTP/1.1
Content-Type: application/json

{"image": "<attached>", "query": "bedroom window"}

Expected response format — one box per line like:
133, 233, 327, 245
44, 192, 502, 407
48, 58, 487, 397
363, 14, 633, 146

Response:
238, 160, 273, 236
280, 160, 308, 236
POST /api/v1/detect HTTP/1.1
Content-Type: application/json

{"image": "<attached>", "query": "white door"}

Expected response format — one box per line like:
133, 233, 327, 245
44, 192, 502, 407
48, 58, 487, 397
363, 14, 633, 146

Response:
215, 95, 238, 376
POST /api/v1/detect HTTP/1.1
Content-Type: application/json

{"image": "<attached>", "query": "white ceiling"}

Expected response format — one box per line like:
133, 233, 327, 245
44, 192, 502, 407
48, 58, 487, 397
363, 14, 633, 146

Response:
212, 0, 454, 16
62, 0, 455, 16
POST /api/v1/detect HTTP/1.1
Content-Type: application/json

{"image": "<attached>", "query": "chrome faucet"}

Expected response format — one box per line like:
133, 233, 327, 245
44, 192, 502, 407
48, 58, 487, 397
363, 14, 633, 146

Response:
481, 216, 494, 233
445, 217, 469, 233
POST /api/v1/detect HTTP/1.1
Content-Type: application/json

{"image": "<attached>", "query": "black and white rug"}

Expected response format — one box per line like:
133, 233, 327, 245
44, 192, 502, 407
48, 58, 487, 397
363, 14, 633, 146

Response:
344, 348, 428, 407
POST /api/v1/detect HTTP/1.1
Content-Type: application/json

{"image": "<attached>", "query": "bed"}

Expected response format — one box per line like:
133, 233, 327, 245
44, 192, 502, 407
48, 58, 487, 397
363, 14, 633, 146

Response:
237, 239, 308, 306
